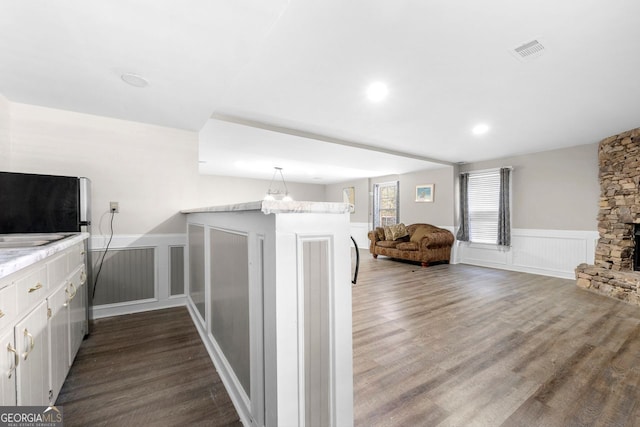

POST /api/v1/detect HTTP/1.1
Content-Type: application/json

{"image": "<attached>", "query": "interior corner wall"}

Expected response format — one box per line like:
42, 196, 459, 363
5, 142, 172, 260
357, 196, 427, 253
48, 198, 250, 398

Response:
0, 94, 10, 170
196, 174, 326, 208
459, 143, 599, 231
8, 102, 199, 235
369, 167, 455, 229
324, 178, 369, 223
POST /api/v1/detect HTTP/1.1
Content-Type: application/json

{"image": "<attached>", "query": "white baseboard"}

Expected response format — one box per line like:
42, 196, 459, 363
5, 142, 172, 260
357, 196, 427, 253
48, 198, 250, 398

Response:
91, 296, 186, 319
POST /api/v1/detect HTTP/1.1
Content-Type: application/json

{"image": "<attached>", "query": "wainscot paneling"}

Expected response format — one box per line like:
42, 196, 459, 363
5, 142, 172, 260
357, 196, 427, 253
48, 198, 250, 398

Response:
90, 234, 187, 319
349, 222, 370, 249
455, 229, 598, 279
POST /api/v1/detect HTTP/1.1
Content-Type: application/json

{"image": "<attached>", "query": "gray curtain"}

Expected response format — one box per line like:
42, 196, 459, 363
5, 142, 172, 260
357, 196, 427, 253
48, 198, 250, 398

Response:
497, 167, 511, 246
456, 173, 469, 242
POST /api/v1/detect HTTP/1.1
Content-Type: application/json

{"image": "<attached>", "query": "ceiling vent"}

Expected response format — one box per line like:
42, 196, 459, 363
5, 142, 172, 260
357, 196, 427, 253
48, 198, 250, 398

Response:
511, 39, 545, 61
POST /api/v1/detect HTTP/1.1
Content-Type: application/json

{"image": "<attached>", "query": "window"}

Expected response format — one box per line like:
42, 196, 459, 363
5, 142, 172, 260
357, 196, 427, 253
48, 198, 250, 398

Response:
373, 181, 399, 228
458, 168, 511, 246
468, 170, 500, 244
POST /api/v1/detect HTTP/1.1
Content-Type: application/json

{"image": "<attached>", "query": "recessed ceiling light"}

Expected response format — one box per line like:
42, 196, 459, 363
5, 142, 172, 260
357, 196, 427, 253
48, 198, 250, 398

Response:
366, 82, 388, 102
121, 73, 149, 88
472, 123, 490, 135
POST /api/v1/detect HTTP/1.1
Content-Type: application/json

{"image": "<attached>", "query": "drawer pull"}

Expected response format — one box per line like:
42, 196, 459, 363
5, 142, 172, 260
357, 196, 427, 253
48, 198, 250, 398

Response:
22, 329, 35, 361
80, 271, 87, 285
68, 282, 77, 301
28, 283, 43, 293
64, 287, 70, 307
0, 310, 4, 319
7, 343, 18, 379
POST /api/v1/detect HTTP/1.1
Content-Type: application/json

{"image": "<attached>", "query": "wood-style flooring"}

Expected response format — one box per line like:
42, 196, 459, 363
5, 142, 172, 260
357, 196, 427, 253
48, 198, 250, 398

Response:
56, 307, 241, 427
353, 256, 640, 427
57, 256, 640, 426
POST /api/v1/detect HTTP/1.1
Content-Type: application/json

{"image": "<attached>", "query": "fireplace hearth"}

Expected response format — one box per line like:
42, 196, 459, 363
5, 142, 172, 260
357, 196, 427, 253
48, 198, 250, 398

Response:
576, 127, 640, 306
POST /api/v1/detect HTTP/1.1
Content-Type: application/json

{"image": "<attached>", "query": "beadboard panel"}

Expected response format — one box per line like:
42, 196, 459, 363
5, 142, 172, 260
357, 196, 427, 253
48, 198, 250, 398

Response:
90, 234, 187, 319
456, 229, 598, 279
209, 229, 251, 397
302, 239, 331, 427
170, 246, 185, 296
91, 247, 155, 305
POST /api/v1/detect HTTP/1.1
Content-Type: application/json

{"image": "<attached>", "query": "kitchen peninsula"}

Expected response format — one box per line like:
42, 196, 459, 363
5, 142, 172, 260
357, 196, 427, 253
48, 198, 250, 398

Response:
181, 200, 354, 427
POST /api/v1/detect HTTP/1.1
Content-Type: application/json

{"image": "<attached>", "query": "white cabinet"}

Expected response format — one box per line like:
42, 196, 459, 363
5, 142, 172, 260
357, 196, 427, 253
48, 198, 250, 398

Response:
0, 328, 17, 405
15, 300, 50, 405
48, 283, 70, 403
67, 266, 86, 365
0, 234, 88, 406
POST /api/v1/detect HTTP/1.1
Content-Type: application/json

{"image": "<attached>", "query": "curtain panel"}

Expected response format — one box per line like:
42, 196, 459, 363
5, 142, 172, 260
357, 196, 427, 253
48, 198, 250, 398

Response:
456, 173, 469, 242
497, 167, 511, 246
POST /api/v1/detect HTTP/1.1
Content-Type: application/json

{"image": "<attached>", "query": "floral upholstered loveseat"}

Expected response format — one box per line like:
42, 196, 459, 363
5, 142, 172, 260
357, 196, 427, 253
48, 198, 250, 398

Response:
367, 223, 454, 267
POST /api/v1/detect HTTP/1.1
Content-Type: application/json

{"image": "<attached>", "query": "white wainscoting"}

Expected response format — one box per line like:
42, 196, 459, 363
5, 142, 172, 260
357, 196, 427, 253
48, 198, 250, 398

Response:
90, 233, 187, 319
349, 222, 370, 249
455, 229, 599, 279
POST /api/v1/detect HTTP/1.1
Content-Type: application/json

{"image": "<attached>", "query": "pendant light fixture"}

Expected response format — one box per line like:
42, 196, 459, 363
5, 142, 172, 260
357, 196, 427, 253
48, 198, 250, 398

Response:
264, 167, 293, 201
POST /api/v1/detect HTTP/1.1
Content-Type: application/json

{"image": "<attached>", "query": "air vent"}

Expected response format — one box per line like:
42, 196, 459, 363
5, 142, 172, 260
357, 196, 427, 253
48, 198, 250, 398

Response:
511, 39, 545, 61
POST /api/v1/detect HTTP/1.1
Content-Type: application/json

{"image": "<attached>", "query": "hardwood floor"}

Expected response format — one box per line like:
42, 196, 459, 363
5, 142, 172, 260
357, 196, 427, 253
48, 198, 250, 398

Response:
57, 256, 640, 426
56, 307, 241, 427
353, 256, 640, 427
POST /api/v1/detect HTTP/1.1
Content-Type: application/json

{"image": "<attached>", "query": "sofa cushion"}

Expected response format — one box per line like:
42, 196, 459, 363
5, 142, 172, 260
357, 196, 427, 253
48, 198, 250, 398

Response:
410, 226, 431, 243
384, 223, 409, 241
376, 228, 385, 241
396, 242, 419, 251
376, 240, 400, 248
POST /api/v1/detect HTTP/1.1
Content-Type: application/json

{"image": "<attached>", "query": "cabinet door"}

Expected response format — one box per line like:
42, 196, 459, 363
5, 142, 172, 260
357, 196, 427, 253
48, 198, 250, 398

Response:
68, 267, 86, 365
0, 328, 17, 405
15, 300, 50, 406
48, 283, 70, 403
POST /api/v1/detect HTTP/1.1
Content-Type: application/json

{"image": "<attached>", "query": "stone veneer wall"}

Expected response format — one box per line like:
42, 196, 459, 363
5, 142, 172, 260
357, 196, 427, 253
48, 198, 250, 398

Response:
576, 127, 640, 306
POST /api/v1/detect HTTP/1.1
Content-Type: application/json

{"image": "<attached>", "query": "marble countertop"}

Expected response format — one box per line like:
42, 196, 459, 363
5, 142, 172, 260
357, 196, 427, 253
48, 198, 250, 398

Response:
181, 200, 351, 215
0, 232, 90, 281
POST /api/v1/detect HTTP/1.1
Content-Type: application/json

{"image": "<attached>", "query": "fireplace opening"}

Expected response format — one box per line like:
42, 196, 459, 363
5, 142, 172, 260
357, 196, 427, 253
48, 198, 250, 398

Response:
635, 224, 640, 272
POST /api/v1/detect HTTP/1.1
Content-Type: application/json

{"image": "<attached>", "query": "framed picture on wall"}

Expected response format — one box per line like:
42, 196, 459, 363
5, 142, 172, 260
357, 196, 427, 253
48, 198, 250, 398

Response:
343, 186, 355, 213
415, 184, 434, 202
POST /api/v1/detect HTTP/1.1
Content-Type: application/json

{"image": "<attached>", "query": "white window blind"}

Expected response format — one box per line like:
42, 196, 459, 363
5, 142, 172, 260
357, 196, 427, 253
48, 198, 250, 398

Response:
468, 170, 500, 244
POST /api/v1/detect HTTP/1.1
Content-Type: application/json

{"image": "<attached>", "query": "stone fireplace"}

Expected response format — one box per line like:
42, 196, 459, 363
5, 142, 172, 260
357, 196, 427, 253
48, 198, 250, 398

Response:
576, 127, 640, 306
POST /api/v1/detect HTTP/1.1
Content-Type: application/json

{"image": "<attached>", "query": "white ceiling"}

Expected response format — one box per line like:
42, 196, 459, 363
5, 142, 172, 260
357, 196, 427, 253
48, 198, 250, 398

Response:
2, 1, 640, 183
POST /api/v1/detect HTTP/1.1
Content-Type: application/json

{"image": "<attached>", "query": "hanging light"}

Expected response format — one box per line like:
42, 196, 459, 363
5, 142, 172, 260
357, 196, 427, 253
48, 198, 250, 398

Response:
264, 167, 293, 201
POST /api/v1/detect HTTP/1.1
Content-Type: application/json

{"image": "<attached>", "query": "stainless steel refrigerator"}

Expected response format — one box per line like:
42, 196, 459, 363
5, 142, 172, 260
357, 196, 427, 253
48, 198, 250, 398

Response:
0, 171, 92, 335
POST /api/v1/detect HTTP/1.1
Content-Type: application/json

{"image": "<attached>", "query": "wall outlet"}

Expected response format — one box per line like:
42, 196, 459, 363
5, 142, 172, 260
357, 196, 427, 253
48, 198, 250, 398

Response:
110, 201, 119, 213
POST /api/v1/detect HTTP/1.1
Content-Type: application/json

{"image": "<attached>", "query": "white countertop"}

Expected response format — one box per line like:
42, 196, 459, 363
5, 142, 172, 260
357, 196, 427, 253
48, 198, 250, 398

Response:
181, 200, 351, 215
0, 232, 90, 281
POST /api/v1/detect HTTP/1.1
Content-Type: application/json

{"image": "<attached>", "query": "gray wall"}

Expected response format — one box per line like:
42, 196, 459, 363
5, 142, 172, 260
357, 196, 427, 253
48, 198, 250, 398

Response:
459, 143, 599, 231
324, 178, 369, 223
369, 167, 455, 228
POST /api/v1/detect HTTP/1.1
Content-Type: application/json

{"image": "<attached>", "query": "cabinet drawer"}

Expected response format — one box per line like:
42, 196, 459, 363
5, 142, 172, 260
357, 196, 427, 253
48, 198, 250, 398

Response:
0, 284, 17, 331
16, 266, 47, 314
67, 265, 87, 296
68, 242, 86, 271
47, 253, 69, 290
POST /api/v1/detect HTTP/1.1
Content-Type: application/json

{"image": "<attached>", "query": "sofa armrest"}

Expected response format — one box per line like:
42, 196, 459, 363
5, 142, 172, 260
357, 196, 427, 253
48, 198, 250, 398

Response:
420, 230, 455, 250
